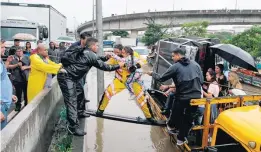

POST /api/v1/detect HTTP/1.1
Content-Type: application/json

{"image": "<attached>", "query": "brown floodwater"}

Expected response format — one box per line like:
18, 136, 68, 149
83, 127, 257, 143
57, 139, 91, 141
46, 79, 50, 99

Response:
84, 68, 177, 152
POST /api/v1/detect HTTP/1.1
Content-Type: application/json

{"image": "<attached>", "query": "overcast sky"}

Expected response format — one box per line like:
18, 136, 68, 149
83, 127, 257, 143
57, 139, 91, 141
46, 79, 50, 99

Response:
2, 0, 261, 30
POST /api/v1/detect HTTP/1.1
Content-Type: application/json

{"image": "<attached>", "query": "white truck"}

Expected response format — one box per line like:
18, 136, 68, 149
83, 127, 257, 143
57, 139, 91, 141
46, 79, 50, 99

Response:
1, 16, 48, 50
1, 2, 67, 49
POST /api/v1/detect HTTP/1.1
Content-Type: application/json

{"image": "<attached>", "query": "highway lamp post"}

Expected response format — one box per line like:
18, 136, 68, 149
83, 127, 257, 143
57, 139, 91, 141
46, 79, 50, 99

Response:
96, 0, 104, 106
126, 0, 128, 14
173, 0, 175, 11
92, 0, 96, 37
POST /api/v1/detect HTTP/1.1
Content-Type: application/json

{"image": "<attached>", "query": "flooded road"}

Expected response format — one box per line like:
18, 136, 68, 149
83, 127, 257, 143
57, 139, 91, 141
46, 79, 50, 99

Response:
84, 68, 175, 152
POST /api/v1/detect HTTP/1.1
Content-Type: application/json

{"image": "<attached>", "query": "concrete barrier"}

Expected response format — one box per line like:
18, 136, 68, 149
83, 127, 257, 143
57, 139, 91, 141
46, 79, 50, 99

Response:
1, 77, 62, 152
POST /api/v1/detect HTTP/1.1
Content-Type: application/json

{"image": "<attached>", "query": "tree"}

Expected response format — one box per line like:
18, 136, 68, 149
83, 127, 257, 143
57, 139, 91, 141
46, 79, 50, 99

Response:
112, 30, 129, 37
228, 26, 261, 57
207, 32, 234, 43
181, 21, 209, 37
141, 18, 168, 46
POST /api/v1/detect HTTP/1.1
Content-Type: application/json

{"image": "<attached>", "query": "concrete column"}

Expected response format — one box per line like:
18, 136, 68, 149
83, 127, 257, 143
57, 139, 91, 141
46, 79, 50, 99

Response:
129, 30, 139, 38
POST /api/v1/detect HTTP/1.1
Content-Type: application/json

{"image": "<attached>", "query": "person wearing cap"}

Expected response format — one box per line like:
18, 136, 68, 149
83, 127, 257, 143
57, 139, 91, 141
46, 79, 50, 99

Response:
9, 39, 21, 56
146, 47, 203, 145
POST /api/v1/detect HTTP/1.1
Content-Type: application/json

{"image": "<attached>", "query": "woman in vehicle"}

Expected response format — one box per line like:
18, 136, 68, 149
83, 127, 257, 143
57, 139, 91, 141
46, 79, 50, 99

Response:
215, 64, 228, 96
228, 71, 243, 91
23, 42, 32, 57
200, 70, 220, 124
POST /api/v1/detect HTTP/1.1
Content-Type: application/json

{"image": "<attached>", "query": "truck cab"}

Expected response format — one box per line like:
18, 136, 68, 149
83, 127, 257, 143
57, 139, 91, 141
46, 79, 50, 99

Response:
1, 16, 48, 53
203, 104, 261, 152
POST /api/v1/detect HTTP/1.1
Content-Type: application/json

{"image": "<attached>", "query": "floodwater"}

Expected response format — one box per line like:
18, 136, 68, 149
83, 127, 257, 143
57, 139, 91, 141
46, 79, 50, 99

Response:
84, 67, 176, 152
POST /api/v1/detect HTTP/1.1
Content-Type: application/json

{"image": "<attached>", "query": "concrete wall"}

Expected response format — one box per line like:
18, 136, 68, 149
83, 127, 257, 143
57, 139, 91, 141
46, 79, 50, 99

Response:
1, 77, 62, 152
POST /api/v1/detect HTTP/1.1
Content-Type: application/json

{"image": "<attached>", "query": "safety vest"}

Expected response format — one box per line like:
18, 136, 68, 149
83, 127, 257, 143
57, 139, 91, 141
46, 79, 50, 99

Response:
107, 58, 130, 82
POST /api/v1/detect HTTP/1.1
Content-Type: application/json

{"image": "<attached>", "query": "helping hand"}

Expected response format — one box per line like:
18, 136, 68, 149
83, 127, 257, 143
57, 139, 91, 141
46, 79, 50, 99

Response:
118, 61, 125, 68
160, 85, 169, 91
105, 54, 112, 59
17, 62, 22, 67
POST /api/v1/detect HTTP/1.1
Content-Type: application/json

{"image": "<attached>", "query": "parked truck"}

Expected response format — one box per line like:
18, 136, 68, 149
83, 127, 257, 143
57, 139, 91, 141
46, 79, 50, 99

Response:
1, 16, 48, 50
1, 2, 67, 48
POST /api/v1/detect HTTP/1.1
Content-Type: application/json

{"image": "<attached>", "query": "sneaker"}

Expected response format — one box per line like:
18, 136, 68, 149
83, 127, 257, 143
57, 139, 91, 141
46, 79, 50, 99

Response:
96, 109, 104, 116
15, 106, 21, 112
167, 125, 179, 135
67, 125, 86, 136
176, 139, 185, 146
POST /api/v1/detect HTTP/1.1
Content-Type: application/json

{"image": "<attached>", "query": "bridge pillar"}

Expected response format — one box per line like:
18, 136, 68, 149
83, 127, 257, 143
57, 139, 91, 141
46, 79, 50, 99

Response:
129, 30, 139, 38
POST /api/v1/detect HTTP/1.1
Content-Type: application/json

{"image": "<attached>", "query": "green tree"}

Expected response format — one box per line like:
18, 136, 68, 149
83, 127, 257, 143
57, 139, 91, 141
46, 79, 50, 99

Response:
228, 26, 261, 57
112, 30, 129, 37
141, 18, 168, 46
207, 32, 234, 43
181, 21, 209, 37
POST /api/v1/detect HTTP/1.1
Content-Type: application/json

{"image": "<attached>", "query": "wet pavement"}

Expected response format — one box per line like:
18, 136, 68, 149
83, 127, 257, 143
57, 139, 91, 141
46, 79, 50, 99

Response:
84, 67, 175, 152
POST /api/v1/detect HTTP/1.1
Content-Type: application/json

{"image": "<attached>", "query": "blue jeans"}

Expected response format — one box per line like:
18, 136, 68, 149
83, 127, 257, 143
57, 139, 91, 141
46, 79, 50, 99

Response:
1, 103, 9, 130
197, 104, 218, 125
164, 92, 175, 110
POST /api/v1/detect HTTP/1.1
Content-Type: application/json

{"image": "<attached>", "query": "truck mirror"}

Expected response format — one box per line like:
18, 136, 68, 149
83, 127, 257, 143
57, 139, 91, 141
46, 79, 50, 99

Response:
204, 146, 218, 152
39, 27, 43, 40
43, 27, 48, 39
39, 33, 43, 40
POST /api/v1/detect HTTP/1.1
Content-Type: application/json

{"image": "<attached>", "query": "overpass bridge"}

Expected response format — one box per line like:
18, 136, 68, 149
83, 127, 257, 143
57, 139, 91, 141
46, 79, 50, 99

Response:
77, 9, 261, 37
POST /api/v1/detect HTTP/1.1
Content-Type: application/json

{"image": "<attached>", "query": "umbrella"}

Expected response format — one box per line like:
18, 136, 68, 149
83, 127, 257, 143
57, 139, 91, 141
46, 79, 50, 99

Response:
12, 33, 36, 41
210, 44, 258, 72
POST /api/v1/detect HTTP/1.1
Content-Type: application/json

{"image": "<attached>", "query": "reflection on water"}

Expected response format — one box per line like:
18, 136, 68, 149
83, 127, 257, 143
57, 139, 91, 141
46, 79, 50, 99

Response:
85, 68, 176, 152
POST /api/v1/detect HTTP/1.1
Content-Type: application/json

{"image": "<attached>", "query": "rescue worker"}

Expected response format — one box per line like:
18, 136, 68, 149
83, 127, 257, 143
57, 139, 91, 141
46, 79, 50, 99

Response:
146, 48, 203, 145
57, 38, 124, 136
96, 46, 156, 123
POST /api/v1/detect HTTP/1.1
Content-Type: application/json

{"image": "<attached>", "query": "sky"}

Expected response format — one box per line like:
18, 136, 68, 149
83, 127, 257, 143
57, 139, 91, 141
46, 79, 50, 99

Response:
1, 0, 261, 30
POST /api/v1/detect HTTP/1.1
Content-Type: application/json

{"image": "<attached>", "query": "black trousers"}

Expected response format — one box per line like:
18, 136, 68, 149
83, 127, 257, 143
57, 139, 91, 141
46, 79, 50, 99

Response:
57, 73, 85, 128
168, 98, 198, 141
13, 81, 28, 108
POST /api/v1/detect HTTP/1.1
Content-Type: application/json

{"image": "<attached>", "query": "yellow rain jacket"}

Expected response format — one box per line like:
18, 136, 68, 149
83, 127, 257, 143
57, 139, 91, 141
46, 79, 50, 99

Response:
27, 54, 62, 102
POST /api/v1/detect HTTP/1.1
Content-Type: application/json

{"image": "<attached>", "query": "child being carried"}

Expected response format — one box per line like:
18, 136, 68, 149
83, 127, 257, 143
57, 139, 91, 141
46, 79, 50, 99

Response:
110, 52, 144, 100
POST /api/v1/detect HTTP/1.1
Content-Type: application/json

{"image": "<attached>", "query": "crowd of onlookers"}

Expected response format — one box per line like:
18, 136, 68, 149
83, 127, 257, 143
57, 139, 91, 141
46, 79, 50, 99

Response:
0, 38, 67, 130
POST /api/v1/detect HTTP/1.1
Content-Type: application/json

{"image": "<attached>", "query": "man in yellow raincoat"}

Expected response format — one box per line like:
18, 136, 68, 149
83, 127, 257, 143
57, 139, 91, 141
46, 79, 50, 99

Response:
27, 44, 62, 102
96, 45, 156, 123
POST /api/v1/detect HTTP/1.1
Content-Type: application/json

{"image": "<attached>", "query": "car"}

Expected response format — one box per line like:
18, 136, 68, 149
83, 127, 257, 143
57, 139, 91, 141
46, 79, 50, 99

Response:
131, 46, 150, 64
54, 36, 76, 48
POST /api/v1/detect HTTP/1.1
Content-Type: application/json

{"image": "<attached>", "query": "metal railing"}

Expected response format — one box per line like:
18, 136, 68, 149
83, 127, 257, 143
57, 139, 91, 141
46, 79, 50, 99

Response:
190, 95, 261, 150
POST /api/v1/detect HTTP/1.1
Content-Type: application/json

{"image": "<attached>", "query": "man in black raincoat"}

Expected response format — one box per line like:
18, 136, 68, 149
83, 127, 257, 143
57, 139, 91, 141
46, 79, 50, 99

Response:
147, 48, 203, 145
57, 38, 124, 136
